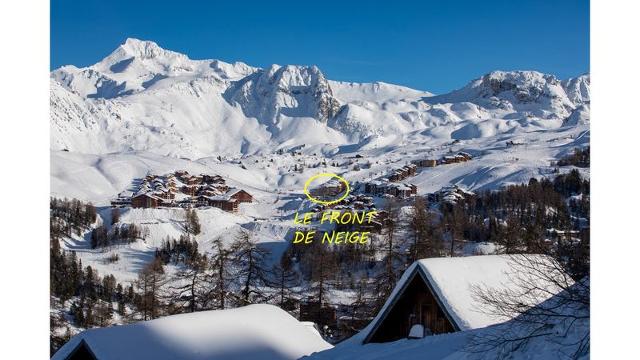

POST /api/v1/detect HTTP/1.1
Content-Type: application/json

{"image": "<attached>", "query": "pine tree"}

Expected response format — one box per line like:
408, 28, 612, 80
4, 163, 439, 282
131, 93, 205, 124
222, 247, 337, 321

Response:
230, 230, 272, 306
442, 201, 465, 257
184, 209, 201, 235
374, 199, 403, 312
95, 299, 113, 327
270, 254, 300, 310
350, 278, 374, 323
111, 207, 120, 225
101, 274, 117, 301
408, 197, 436, 261
307, 242, 337, 307
135, 258, 168, 320
210, 237, 232, 309
171, 253, 211, 312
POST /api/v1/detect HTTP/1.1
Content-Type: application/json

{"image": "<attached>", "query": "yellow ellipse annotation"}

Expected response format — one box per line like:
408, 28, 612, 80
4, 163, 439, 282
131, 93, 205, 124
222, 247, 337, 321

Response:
303, 173, 350, 205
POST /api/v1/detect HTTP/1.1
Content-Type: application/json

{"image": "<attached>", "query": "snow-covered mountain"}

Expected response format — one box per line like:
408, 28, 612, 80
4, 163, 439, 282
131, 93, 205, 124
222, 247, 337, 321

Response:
224, 64, 341, 125
426, 70, 589, 118
50, 38, 589, 158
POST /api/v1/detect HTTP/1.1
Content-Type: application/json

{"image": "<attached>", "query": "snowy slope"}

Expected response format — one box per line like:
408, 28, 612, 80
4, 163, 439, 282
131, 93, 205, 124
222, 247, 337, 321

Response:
426, 71, 589, 119
329, 81, 432, 103
52, 304, 332, 360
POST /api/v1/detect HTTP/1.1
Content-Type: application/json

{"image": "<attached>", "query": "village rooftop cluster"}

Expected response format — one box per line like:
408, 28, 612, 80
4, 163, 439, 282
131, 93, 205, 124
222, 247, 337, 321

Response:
361, 152, 472, 199
111, 170, 253, 212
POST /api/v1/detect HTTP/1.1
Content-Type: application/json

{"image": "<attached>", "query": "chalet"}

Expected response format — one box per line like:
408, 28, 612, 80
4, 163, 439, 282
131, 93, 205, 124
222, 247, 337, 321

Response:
111, 191, 133, 207
131, 193, 163, 208
364, 181, 416, 199
52, 305, 331, 360
211, 199, 238, 212
426, 192, 440, 203
153, 182, 168, 192
310, 179, 346, 198
110, 198, 131, 207
393, 183, 417, 198
335, 215, 383, 233
387, 164, 417, 182
299, 299, 337, 329
546, 228, 581, 245
337, 315, 373, 335
155, 190, 175, 201
438, 185, 474, 204
457, 151, 472, 161
388, 171, 402, 182
364, 181, 386, 195
216, 183, 231, 193
441, 155, 458, 164
202, 174, 225, 184
177, 198, 197, 208
185, 175, 202, 186
405, 164, 417, 176
226, 188, 253, 203
413, 159, 437, 167
182, 185, 198, 196
111, 172, 252, 213
199, 188, 219, 197
361, 255, 569, 343
197, 195, 239, 212
197, 183, 228, 196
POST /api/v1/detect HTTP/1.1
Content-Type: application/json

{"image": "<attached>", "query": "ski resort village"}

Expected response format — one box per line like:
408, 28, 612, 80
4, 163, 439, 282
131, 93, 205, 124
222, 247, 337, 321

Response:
111, 170, 253, 212
49, 39, 590, 360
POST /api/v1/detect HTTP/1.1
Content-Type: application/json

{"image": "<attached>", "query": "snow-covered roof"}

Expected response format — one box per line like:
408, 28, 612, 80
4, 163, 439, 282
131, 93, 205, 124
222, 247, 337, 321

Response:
118, 190, 133, 198
52, 304, 332, 360
360, 255, 568, 342
225, 188, 244, 197
310, 279, 588, 360
133, 192, 163, 201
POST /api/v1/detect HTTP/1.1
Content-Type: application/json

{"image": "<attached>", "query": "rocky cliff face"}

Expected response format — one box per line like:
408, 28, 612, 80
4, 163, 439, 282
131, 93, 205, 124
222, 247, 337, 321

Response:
425, 70, 589, 120
224, 64, 341, 127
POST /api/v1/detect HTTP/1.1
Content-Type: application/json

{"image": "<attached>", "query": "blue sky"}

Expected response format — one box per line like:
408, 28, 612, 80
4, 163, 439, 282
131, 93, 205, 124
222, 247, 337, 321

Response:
51, 0, 589, 93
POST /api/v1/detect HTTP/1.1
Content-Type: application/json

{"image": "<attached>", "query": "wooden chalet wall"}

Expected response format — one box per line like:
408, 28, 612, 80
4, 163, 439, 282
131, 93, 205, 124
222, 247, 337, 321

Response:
131, 194, 160, 208
366, 270, 456, 343
230, 190, 253, 203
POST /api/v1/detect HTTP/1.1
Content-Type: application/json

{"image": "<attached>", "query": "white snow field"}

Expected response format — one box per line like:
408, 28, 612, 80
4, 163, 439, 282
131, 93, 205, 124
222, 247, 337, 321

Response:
52, 304, 332, 360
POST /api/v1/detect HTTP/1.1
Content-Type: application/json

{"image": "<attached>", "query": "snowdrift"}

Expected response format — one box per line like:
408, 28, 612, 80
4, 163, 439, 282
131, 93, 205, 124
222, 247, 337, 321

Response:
51, 304, 332, 360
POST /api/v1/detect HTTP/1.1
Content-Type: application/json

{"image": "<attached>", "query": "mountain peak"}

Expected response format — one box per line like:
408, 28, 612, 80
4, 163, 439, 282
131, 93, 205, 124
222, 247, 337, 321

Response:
224, 63, 341, 127
116, 38, 186, 61
477, 70, 559, 93
423, 69, 588, 118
